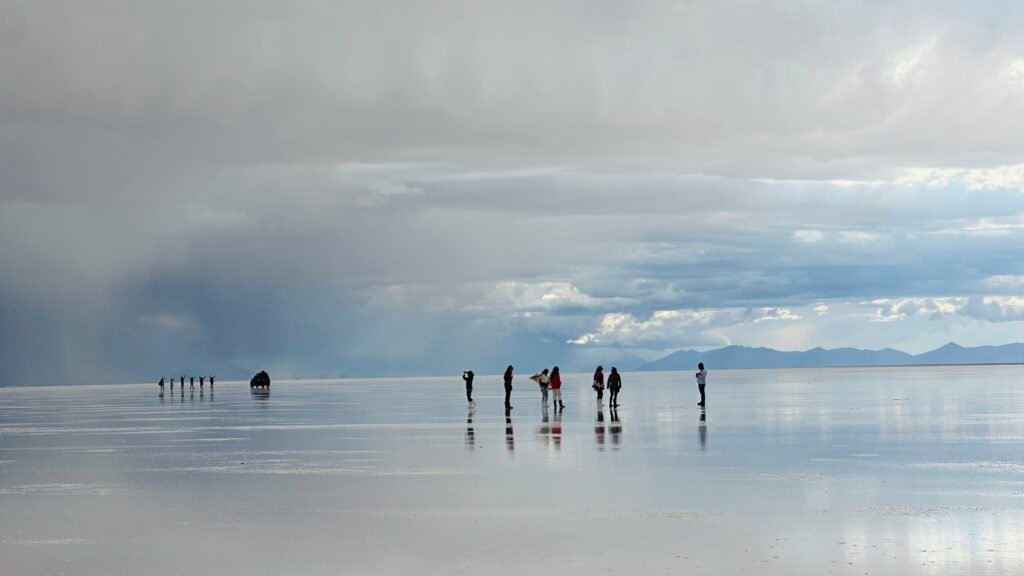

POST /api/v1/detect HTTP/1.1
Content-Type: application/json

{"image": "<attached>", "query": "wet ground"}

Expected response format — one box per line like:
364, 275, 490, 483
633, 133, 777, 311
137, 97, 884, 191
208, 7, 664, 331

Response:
3, 365, 1024, 574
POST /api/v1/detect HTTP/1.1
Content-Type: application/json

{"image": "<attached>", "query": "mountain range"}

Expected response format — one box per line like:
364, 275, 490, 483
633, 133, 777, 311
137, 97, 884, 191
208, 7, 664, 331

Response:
638, 342, 1024, 371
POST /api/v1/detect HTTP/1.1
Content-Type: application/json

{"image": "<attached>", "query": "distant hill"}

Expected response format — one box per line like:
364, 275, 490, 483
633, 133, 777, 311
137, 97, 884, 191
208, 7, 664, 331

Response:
639, 343, 1024, 371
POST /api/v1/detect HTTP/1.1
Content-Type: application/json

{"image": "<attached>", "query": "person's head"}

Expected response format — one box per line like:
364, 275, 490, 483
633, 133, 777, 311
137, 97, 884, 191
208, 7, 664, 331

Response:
596, 365, 603, 371
698, 362, 704, 370
611, 367, 618, 374
542, 368, 549, 375
552, 366, 560, 375
466, 370, 474, 377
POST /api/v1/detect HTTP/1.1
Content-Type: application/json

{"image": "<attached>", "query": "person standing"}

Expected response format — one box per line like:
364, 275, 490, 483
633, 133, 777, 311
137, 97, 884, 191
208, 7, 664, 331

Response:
158, 377, 165, 390
531, 369, 550, 404
695, 362, 707, 407
550, 366, 564, 410
209, 375, 215, 389
592, 366, 605, 404
462, 370, 475, 405
503, 365, 514, 409
607, 367, 622, 407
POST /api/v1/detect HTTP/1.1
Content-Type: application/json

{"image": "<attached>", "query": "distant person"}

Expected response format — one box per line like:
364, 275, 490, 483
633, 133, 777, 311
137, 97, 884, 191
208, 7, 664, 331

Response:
695, 362, 707, 407
592, 365, 605, 404
531, 369, 550, 404
180, 375, 185, 388
550, 366, 564, 410
607, 367, 622, 407
169, 377, 174, 391
189, 376, 194, 389
463, 370, 475, 405
158, 377, 165, 390
198, 376, 204, 390
209, 375, 215, 389
503, 365, 514, 409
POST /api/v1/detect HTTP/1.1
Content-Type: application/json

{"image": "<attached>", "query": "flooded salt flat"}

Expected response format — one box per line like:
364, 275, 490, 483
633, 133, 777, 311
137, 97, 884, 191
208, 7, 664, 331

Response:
3, 365, 1024, 574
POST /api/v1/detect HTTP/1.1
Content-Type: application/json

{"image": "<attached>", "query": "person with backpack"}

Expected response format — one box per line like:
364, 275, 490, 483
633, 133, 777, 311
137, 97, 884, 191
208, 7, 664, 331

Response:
592, 365, 605, 404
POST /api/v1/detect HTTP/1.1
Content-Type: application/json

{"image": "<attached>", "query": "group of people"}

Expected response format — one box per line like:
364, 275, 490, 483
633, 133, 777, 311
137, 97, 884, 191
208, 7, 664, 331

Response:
158, 375, 215, 392
461, 364, 625, 410
461, 362, 709, 409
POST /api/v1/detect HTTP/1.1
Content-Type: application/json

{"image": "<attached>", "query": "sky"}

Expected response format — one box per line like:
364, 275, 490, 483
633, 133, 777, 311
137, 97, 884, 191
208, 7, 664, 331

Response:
4, 0, 1024, 385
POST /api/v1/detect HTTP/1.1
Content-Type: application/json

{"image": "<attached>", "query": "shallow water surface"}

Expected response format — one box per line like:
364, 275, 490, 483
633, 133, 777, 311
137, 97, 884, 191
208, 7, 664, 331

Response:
3, 366, 1024, 574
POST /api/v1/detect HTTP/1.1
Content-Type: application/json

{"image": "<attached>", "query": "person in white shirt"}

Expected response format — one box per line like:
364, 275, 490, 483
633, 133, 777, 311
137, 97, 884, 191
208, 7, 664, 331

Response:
695, 362, 707, 407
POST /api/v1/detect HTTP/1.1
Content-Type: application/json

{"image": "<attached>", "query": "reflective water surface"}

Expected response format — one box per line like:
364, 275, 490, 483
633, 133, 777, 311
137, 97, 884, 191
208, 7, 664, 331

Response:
3, 366, 1024, 574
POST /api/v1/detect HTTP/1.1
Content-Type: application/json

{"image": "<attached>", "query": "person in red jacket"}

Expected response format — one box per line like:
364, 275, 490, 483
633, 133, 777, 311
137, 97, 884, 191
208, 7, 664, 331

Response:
550, 366, 565, 410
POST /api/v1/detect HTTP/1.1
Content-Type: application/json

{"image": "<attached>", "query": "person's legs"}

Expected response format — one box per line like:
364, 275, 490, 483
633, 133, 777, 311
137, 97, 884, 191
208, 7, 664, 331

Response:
466, 386, 473, 403
698, 383, 705, 406
504, 386, 512, 406
542, 387, 548, 403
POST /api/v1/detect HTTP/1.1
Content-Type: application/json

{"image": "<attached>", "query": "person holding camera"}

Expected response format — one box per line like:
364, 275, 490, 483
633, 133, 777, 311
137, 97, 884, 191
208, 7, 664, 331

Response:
503, 365, 514, 409
463, 370, 475, 405
695, 362, 707, 407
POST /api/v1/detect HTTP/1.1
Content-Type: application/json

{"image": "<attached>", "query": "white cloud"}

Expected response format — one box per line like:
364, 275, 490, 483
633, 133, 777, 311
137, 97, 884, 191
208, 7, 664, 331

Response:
569, 307, 801, 347
793, 229, 824, 243
813, 303, 829, 316
870, 296, 1024, 324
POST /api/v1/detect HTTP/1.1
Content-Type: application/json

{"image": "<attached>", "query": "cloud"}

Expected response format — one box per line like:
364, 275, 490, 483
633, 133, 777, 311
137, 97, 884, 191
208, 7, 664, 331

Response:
568, 307, 801, 348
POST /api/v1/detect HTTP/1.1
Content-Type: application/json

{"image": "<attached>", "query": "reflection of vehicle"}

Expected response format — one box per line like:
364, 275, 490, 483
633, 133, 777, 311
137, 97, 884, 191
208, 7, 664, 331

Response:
250, 370, 271, 389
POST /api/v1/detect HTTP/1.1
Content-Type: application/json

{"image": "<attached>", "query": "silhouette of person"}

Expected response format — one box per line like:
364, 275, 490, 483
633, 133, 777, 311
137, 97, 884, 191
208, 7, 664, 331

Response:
209, 375, 215, 389
465, 407, 475, 450
595, 407, 606, 449
592, 366, 605, 404
190, 376, 194, 389
503, 365, 514, 409
158, 377, 165, 390
610, 408, 622, 448
695, 362, 707, 407
462, 371, 475, 405
608, 367, 622, 407
180, 375, 185, 388
169, 377, 174, 391
198, 376, 204, 390
699, 411, 707, 451
505, 405, 515, 452
550, 366, 564, 410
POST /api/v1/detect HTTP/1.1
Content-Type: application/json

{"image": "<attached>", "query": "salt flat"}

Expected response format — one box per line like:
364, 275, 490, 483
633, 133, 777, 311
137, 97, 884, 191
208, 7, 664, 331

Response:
3, 366, 1024, 575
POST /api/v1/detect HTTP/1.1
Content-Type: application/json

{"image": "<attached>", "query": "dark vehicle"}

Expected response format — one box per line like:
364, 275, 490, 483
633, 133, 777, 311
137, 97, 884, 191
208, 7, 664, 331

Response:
250, 371, 271, 389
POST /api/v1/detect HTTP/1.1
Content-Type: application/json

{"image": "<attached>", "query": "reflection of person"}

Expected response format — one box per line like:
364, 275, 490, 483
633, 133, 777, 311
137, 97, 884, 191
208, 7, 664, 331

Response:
695, 362, 707, 407
698, 411, 707, 451
595, 407, 606, 449
607, 367, 622, 407
465, 407, 475, 450
610, 408, 621, 448
550, 367, 564, 410
503, 365, 514, 409
505, 405, 515, 452
551, 406, 563, 450
462, 371, 475, 405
